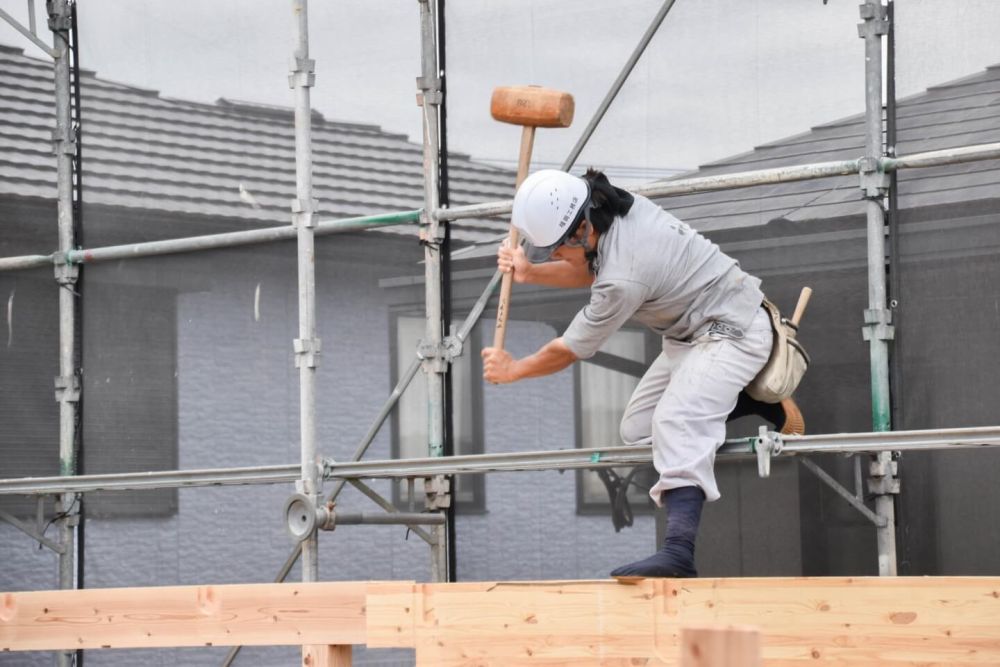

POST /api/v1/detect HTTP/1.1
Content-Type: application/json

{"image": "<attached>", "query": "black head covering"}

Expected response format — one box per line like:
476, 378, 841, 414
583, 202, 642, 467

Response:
582, 168, 635, 234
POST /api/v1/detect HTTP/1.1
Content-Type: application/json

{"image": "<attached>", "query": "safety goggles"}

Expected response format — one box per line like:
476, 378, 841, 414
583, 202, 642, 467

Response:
523, 203, 592, 263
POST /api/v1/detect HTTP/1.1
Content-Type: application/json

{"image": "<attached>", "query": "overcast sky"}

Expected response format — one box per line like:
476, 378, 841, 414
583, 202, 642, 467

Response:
4, 0, 1000, 183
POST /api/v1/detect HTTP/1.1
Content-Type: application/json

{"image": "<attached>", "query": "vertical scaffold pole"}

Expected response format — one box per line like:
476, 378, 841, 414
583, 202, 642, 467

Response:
290, 0, 321, 584
858, 0, 898, 576
48, 1, 79, 665
417, 0, 449, 582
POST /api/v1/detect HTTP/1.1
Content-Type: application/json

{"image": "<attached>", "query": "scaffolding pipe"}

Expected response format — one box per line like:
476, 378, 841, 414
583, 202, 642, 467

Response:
290, 0, 320, 585
417, 0, 448, 583
0, 464, 301, 494
561, 0, 677, 171
332, 511, 446, 526
5, 425, 1000, 495
858, 0, 897, 577
345, 479, 435, 545
438, 141, 1000, 223
46, 2, 79, 665
0, 211, 421, 273
325, 269, 500, 505
2, 141, 1000, 274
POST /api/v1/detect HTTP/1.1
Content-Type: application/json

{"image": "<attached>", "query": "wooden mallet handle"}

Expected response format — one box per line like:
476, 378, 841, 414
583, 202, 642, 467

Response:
790, 287, 813, 327
490, 85, 574, 351
493, 126, 535, 349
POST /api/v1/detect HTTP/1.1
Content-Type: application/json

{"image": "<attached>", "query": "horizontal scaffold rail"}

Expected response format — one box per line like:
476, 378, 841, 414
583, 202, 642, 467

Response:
0, 210, 422, 272
438, 141, 1000, 221
1, 143, 999, 273
1, 426, 998, 496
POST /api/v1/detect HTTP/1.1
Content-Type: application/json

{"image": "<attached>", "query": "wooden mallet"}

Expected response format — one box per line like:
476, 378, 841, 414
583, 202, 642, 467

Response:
490, 85, 575, 350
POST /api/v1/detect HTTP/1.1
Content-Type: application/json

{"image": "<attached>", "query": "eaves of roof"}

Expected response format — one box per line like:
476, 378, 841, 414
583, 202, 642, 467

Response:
0, 44, 514, 245
655, 64, 1000, 232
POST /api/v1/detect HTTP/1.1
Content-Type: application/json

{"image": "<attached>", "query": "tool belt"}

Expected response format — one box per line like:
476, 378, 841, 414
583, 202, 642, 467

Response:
746, 299, 810, 404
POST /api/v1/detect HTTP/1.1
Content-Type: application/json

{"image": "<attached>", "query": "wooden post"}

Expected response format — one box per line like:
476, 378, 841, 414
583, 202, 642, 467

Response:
681, 626, 761, 667
303, 644, 351, 667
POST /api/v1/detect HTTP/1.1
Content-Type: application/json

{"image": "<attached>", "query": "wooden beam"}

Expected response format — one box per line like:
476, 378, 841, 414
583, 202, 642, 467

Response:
0, 582, 371, 651
3, 577, 999, 665
366, 577, 1000, 665
681, 626, 761, 667
303, 644, 351, 667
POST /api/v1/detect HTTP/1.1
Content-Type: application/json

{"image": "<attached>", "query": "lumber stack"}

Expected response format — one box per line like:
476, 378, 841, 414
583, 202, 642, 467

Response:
2, 577, 999, 665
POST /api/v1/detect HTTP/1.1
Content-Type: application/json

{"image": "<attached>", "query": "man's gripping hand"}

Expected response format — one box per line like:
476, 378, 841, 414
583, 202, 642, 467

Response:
481, 347, 517, 384
497, 241, 532, 284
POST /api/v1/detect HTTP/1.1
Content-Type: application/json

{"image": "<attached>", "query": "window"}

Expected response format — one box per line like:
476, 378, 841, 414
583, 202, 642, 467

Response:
391, 315, 484, 511
575, 329, 657, 515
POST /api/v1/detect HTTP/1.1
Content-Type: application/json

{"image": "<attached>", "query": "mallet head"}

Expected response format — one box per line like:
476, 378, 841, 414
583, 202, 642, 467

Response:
491, 85, 575, 128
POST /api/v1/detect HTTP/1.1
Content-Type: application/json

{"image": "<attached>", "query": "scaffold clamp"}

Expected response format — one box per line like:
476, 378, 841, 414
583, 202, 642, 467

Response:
858, 157, 890, 198
54, 373, 80, 403
415, 75, 443, 106
416, 336, 461, 372
291, 198, 318, 228
424, 475, 451, 510
283, 492, 334, 541
867, 456, 901, 495
293, 337, 322, 368
287, 56, 316, 88
50, 128, 77, 156
53, 253, 79, 285
46, 12, 71, 32
857, 1, 889, 37
862, 308, 895, 341
754, 426, 783, 478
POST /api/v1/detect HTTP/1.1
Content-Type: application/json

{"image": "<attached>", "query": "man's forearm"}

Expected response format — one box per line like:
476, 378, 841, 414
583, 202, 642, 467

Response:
520, 260, 594, 289
510, 338, 578, 380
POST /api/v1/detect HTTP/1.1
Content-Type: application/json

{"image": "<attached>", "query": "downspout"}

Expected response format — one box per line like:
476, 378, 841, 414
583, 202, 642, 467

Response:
436, 0, 458, 583
69, 4, 85, 665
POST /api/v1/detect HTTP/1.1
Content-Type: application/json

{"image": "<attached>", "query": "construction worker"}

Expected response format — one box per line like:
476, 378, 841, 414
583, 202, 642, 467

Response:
481, 168, 803, 579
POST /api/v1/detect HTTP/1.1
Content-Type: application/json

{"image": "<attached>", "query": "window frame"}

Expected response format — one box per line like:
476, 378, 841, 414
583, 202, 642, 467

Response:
389, 311, 486, 513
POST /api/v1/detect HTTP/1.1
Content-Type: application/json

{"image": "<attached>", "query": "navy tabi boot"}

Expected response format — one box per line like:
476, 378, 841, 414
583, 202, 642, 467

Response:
610, 485, 705, 579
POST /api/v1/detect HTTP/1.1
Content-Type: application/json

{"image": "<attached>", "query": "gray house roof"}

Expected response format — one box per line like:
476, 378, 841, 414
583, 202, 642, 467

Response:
655, 64, 1000, 233
0, 43, 515, 244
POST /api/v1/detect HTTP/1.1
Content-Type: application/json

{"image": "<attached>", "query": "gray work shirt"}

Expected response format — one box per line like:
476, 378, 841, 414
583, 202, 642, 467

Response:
562, 194, 764, 359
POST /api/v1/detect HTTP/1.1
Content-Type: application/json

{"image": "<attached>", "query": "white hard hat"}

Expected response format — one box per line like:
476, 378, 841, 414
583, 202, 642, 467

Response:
511, 169, 590, 262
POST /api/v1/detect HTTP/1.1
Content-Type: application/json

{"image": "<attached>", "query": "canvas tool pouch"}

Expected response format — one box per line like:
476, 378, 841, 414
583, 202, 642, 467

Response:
746, 298, 810, 403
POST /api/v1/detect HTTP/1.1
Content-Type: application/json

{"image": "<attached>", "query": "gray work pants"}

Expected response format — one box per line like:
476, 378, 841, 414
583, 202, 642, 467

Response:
620, 307, 772, 503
